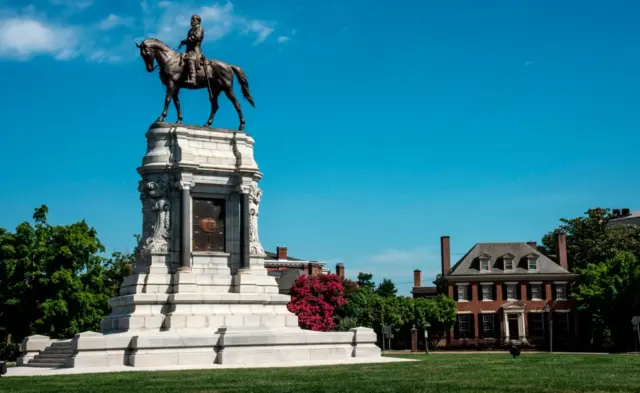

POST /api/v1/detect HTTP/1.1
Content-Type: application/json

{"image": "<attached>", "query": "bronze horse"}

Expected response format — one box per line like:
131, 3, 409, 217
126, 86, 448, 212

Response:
136, 38, 255, 130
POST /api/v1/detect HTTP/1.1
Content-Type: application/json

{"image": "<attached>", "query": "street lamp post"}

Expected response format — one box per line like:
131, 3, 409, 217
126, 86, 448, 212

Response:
424, 322, 431, 354
545, 305, 553, 353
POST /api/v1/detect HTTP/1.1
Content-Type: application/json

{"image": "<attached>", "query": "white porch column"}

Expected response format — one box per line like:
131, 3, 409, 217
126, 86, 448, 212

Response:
517, 312, 525, 340
504, 312, 510, 340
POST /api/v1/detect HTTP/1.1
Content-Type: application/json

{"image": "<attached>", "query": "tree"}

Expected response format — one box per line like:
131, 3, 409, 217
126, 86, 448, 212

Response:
540, 208, 640, 350
356, 272, 375, 291
539, 208, 640, 271
0, 205, 135, 353
287, 273, 347, 331
573, 251, 640, 349
376, 278, 398, 298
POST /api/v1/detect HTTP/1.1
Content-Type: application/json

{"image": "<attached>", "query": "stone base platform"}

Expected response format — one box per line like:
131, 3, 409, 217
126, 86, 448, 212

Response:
28, 326, 380, 369
7, 356, 411, 378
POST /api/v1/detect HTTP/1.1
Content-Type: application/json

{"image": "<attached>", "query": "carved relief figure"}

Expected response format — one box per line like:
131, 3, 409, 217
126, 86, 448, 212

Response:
137, 180, 171, 253
248, 183, 265, 255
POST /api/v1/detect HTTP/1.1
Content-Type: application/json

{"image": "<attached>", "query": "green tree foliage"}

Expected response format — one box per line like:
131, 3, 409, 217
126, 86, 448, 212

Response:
334, 273, 456, 342
540, 208, 640, 350
375, 278, 398, 298
573, 251, 640, 349
0, 205, 134, 355
356, 272, 375, 291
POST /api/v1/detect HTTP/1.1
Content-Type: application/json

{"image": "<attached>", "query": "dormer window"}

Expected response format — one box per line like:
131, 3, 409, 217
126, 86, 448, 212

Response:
503, 253, 515, 271
526, 252, 539, 271
478, 253, 491, 272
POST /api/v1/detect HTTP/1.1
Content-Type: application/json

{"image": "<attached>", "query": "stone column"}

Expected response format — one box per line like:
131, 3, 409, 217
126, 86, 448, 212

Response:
239, 192, 250, 270
178, 182, 192, 271
504, 313, 510, 340
518, 312, 525, 340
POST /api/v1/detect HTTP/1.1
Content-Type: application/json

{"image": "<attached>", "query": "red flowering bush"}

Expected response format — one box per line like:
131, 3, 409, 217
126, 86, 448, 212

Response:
287, 273, 347, 331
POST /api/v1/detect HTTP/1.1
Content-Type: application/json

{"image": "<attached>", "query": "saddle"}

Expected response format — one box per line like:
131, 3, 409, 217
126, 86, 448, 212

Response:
179, 53, 205, 70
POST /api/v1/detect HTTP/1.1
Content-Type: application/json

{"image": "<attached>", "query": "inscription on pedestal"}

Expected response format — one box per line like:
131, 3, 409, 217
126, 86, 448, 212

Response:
193, 198, 226, 252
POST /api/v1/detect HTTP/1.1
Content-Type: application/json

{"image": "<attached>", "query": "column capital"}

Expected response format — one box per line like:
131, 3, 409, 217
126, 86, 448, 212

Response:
174, 180, 195, 190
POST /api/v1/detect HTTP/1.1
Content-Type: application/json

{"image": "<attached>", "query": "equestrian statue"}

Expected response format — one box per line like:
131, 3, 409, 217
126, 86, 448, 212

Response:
136, 14, 255, 130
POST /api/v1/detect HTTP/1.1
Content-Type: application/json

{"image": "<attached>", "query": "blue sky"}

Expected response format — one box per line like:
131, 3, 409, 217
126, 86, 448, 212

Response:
1, 0, 639, 295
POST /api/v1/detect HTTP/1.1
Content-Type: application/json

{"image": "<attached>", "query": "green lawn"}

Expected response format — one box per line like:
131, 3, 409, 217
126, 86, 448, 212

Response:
2, 354, 640, 393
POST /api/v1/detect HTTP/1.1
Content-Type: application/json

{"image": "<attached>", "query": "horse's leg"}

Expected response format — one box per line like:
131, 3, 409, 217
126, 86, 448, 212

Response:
223, 88, 245, 131
156, 83, 175, 123
172, 88, 183, 124
204, 90, 220, 127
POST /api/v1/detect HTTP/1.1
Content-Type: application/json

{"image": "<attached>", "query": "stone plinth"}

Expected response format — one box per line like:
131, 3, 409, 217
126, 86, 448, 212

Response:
17, 122, 381, 369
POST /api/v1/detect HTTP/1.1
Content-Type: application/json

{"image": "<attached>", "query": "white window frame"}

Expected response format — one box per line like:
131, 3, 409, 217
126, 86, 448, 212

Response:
530, 283, 542, 300
480, 258, 491, 272
528, 257, 538, 271
482, 313, 494, 333
504, 258, 514, 271
506, 283, 518, 300
481, 283, 492, 301
555, 282, 567, 300
457, 314, 471, 336
456, 284, 469, 302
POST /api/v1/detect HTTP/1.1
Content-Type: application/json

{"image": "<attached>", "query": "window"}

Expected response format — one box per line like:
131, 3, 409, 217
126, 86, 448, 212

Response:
553, 312, 570, 337
482, 314, 494, 333
530, 284, 542, 300
480, 259, 490, 271
481, 285, 492, 301
506, 284, 518, 300
457, 285, 468, 301
192, 197, 226, 252
504, 259, 514, 271
529, 313, 545, 337
528, 258, 538, 271
556, 283, 567, 300
457, 315, 470, 338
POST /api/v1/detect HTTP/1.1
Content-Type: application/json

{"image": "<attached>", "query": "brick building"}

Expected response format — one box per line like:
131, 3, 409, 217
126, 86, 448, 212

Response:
265, 246, 345, 294
415, 233, 578, 349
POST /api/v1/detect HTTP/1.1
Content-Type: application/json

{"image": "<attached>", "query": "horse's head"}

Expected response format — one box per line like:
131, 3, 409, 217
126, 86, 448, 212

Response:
136, 40, 156, 73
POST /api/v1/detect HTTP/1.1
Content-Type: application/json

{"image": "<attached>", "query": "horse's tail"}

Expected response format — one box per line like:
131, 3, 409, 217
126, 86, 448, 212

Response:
231, 65, 255, 108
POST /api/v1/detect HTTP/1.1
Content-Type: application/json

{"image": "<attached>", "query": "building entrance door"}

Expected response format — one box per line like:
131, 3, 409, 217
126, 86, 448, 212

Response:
508, 314, 519, 339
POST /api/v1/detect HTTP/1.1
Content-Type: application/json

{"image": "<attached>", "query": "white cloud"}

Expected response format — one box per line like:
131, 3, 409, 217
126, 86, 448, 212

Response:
277, 30, 295, 44
524, 61, 533, 66
0, 17, 78, 60
97, 14, 134, 31
0, 1, 286, 62
144, 1, 276, 46
49, 0, 93, 12
368, 246, 435, 264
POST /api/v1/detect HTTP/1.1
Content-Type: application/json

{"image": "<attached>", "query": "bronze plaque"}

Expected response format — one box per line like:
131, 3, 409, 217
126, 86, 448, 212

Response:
192, 198, 225, 252
199, 218, 217, 233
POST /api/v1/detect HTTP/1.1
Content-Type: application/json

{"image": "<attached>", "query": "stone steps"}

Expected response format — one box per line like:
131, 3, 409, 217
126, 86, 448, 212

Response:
25, 341, 74, 368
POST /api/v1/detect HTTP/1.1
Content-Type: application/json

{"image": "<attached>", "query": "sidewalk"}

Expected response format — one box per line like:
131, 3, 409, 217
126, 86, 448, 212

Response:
385, 349, 611, 355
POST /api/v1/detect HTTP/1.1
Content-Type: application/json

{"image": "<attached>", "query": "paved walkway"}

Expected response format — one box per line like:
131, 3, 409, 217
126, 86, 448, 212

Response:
5, 357, 414, 378
385, 349, 611, 355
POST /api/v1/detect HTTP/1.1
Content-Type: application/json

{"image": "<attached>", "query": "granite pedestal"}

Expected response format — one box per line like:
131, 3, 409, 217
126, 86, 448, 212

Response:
17, 123, 381, 369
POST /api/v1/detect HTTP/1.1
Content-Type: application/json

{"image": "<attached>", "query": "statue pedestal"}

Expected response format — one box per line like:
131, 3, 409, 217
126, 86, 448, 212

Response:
17, 123, 381, 369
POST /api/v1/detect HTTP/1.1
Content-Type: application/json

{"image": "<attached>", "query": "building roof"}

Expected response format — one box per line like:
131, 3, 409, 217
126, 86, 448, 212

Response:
607, 210, 640, 223
449, 242, 570, 276
411, 286, 438, 295
264, 251, 303, 261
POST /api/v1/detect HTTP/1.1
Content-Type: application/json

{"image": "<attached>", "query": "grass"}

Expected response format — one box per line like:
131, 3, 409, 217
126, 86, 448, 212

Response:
1, 353, 640, 393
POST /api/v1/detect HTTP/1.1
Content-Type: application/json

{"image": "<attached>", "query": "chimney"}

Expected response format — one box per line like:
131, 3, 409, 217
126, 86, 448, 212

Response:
555, 232, 568, 270
526, 241, 537, 249
276, 246, 288, 260
440, 236, 451, 275
413, 269, 422, 287
336, 263, 345, 278
307, 262, 322, 276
